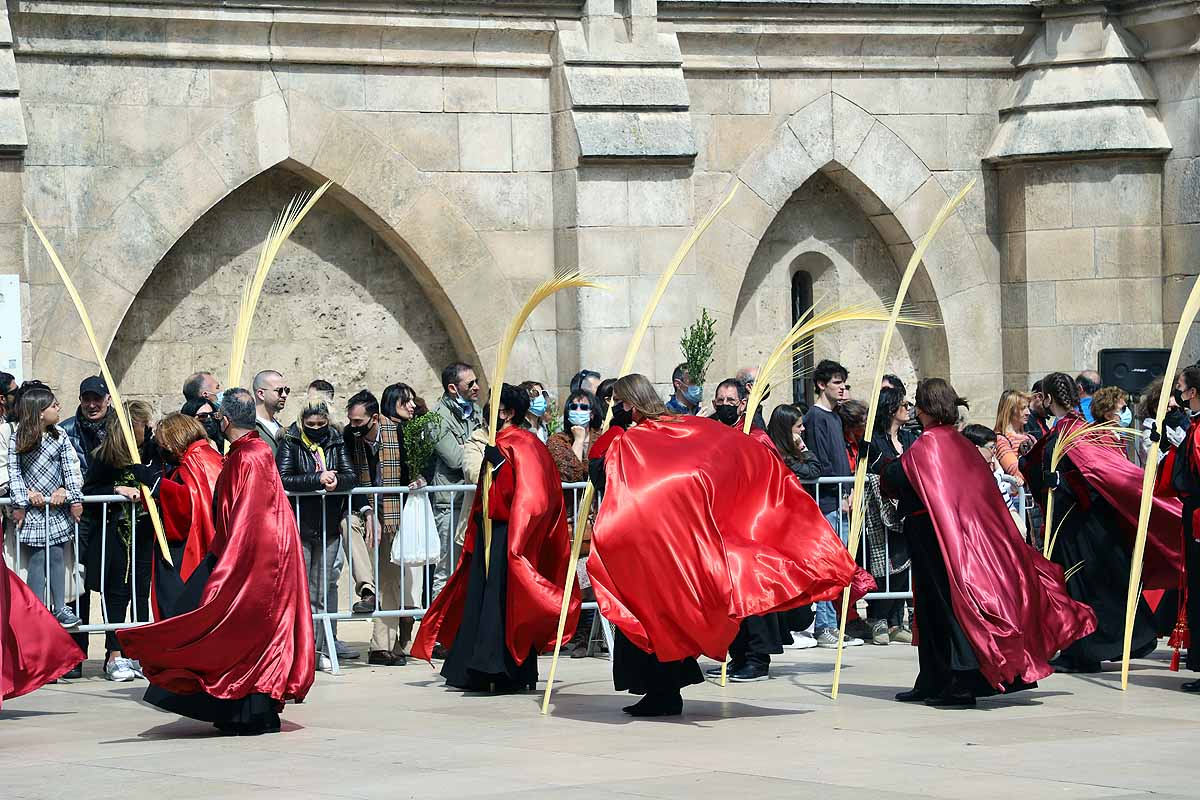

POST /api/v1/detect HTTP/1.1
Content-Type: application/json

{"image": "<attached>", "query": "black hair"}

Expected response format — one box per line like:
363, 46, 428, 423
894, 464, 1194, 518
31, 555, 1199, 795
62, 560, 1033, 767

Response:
488, 383, 529, 429
874, 386, 905, 435
767, 404, 804, 459
962, 423, 996, 448
221, 388, 256, 428
0, 371, 14, 393
882, 373, 906, 396
181, 397, 214, 417
596, 377, 618, 419
715, 378, 747, 401
1181, 366, 1200, 393
672, 363, 688, 384
814, 359, 848, 389
347, 389, 380, 417
1030, 379, 1043, 394
181, 371, 212, 402
570, 369, 601, 395
441, 362, 473, 393
380, 382, 415, 419
308, 379, 335, 396
1041, 372, 1077, 413
1075, 372, 1101, 396
562, 388, 601, 432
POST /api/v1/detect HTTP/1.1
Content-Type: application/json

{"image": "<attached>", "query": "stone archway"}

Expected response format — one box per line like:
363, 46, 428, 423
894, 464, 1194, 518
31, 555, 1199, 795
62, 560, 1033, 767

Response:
698, 91, 1001, 404
32, 90, 520, 393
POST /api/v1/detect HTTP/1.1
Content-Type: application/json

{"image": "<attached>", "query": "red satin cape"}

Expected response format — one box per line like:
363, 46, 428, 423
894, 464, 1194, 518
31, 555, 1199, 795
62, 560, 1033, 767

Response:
902, 425, 1096, 689
153, 440, 223, 619
118, 433, 315, 704
1055, 416, 1183, 590
1, 552, 84, 708
588, 415, 858, 663
412, 426, 581, 663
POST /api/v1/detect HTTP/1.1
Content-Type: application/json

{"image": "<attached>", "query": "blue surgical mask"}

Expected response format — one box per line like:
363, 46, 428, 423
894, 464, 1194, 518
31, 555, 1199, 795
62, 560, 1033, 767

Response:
529, 396, 547, 417
1119, 407, 1133, 428
210, 392, 222, 409
454, 396, 473, 411
567, 409, 591, 427
684, 384, 703, 404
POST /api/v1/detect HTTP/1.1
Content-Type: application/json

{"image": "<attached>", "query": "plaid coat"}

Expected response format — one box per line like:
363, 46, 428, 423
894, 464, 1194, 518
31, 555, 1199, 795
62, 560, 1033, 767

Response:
347, 419, 408, 535
7, 426, 84, 546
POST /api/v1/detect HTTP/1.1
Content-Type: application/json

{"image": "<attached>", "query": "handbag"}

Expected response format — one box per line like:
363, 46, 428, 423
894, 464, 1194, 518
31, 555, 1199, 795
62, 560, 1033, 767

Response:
390, 492, 440, 567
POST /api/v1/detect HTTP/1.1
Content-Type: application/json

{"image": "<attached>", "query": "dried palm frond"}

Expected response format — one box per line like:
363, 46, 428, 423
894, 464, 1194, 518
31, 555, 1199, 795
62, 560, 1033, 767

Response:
1043, 503, 1074, 561
226, 180, 333, 389
24, 209, 173, 565
742, 299, 938, 436
831, 177, 977, 701
1063, 560, 1086, 583
482, 266, 606, 576
542, 182, 740, 715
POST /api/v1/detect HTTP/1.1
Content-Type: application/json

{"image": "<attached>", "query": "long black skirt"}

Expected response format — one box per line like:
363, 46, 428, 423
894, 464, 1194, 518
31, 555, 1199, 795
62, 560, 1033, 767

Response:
141, 552, 282, 732
1050, 493, 1157, 669
907, 514, 1035, 699
612, 629, 703, 696
441, 520, 538, 692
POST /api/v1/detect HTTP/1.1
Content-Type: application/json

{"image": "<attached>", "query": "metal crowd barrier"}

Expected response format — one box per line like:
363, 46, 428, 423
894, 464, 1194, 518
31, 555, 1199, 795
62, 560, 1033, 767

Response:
0, 476, 1032, 674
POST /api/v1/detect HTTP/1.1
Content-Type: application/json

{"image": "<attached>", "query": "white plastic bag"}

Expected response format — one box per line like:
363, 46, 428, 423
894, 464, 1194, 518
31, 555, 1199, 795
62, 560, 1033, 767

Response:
390, 493, 439, 567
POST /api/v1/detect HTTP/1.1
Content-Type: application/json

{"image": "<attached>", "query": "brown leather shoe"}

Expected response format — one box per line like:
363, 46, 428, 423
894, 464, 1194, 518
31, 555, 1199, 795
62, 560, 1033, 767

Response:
368, 651, 401, 666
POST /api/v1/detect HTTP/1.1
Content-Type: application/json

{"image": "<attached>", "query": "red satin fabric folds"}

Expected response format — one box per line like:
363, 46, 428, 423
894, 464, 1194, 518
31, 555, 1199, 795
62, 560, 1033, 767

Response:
1, 552, 85, 708
588, 415, 858, 663
118, 433, 314, 705
902, 425, 1096, 689
1056, 416, 1184, 590
412, 426, 581, 663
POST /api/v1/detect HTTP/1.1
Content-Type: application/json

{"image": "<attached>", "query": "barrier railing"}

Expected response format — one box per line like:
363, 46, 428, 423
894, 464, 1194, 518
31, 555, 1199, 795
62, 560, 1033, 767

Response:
0, 476, 1033, 673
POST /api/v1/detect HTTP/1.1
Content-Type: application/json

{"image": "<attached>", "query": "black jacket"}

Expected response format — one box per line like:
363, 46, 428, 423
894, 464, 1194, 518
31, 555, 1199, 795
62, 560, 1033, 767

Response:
60, 407, 112, 476
275, 424, 357, 538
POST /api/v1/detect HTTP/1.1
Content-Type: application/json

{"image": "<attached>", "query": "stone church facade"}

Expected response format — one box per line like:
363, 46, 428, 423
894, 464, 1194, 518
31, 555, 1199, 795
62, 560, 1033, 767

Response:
2, 0, 1196, 414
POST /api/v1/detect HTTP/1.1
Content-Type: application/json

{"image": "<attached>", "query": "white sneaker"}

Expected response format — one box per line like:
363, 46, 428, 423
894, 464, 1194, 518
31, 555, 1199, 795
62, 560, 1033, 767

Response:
128, 659, 144, 678
815, 629, 864, 648
317, 654, 333, 673
105, 657, 136, 682
784, 631, 819, 650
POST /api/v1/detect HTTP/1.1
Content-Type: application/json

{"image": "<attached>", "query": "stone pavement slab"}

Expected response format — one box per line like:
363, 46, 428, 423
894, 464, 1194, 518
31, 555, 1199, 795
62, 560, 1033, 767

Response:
2, 639, 1198, 800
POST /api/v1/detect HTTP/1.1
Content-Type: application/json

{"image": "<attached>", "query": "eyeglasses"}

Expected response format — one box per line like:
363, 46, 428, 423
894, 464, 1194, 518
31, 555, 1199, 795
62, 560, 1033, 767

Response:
274, 386, 291, 396
464, 379, 478, 389
196, 412, 213, 421
568, 403, 591, 411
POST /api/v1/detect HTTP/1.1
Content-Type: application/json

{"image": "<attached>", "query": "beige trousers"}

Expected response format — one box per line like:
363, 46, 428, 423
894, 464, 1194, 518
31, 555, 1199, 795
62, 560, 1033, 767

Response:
345, 515, 424, 654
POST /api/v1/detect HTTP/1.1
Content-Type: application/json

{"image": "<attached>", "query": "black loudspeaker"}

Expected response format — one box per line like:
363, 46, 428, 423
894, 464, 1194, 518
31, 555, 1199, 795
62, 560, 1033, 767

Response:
1099, 348, 1170, 396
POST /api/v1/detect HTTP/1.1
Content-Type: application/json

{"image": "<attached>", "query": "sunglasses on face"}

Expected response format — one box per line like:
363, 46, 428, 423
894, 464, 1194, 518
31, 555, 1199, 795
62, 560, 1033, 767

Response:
274, 386, 291, 396
463, 379, 478, 389
196, 411, 213, 421
901, 401, 914, 410
568, 403, 591, 411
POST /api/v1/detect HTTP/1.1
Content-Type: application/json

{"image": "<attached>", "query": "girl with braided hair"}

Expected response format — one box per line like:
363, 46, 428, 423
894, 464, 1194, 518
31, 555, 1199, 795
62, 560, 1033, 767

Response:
1028, 371, 1181, 673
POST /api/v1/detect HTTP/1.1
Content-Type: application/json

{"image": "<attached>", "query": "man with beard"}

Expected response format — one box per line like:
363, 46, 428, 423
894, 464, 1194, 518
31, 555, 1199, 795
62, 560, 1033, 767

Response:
1026, 379, 1052, 440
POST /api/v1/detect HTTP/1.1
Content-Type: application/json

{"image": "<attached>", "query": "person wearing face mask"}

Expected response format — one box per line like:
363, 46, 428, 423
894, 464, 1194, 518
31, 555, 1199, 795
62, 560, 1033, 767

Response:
709, 378, 746, 428
519, 380, 551, 443
412, 383, 581, 692
430, 362, 482, 600
182, 371, 223, 410
117, 388, 314, 735
546, 389, 603, 657
665, 363, 702, 415
587, 374, 861, 716
182, 397, 224, 450
1162, 366, 1200, 690
1024, 372, 1182, 675
276, 393, 358, 670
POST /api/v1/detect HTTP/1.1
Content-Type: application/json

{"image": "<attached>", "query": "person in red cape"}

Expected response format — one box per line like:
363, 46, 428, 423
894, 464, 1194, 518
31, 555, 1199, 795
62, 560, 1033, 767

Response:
117, 388, 314, 735
587, 374, 860, 716
412, 383, 581, 691
881, 378, 1096, 708
1, 550, 85, 710
1163, 366, 1200, 691
1025, 372, 1179, 674
144, 413, 223, 620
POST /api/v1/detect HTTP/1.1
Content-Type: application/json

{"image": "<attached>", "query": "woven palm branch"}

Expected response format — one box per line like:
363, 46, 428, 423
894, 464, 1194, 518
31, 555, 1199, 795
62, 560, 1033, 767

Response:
24, 209, 173, 565
481, 267, 606, 576
541, 181, 740, 715
226, 180, 333, 389
831, 177, 976, 700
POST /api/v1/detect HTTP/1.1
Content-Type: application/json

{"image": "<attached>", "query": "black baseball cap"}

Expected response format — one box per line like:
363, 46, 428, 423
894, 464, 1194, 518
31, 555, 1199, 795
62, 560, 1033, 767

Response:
79, 376, 109, 397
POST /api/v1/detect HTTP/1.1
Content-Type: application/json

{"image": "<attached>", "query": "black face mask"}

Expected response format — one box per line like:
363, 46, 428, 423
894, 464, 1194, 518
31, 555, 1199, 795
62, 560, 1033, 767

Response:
1174, 388, 1188, 409
304, 425, 330, 444
714, 404, 740, 426
1166, 408, 1190, 431
345, 424, 368, 439
202, 417, 222, 442
610, 404, 634, 430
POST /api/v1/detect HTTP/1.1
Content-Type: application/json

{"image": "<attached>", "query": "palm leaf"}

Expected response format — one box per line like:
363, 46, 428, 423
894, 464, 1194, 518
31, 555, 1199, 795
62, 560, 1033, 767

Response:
24, 209, 173, 565
226, 180, 333, 389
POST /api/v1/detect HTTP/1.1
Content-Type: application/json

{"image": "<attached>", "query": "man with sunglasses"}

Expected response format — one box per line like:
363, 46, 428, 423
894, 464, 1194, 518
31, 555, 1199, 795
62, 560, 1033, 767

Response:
430, 362, 482, 600
1025, 380, 1052, 440
253, 369, 290, 458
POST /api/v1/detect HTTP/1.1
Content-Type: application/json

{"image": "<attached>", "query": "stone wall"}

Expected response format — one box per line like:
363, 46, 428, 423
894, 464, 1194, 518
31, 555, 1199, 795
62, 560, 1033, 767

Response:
108, 169, 458, 420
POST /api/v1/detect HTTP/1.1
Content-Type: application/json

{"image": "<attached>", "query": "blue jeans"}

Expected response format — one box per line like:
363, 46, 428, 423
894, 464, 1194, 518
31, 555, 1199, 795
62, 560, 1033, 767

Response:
815, 510, 848, 632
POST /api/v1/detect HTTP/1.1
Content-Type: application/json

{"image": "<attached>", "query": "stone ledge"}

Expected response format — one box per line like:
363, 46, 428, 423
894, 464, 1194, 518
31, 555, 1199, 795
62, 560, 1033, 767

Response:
985, 104, 1172, 162
573, 110, 697, 160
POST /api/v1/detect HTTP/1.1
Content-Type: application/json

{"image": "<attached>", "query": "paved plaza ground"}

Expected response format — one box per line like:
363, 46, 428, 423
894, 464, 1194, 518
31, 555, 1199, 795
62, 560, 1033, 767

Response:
3, 637, 1199, 800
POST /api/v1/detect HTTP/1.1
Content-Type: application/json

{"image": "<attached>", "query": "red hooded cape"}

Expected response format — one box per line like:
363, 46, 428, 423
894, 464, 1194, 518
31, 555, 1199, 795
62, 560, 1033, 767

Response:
412, 425, 581, 663
118, 433, 315, 704
588, 415, 859, 663
902, 425, 1096, 689
1054, 416, 1183, 590
1, 552, 84, 708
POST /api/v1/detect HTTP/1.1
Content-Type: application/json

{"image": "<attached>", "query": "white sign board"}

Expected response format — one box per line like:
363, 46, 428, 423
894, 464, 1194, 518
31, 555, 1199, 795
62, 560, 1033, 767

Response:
0, 275, 23, 382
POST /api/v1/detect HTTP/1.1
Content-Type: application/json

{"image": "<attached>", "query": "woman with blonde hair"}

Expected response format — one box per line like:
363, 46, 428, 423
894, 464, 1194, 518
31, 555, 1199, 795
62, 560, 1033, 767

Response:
586, 374, 859, 716
993, 390, 1035, 487
151, 412, 223, 618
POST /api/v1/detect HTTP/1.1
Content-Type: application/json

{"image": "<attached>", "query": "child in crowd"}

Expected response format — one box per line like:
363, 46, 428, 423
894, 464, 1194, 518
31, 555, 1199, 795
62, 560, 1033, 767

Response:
962, 423, 1026, 536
